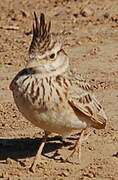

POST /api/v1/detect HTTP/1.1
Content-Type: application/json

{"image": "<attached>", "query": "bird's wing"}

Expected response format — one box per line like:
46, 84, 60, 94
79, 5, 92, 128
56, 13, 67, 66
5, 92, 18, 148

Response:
66, 73, 107, 129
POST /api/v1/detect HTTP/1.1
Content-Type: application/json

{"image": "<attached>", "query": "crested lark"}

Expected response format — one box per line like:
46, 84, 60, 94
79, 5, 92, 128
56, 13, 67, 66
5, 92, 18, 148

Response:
10, 12, 107, 172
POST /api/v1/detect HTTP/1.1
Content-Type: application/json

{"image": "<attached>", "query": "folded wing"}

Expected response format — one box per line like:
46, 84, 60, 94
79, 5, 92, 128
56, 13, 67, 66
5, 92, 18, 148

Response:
67, 73, 107, 129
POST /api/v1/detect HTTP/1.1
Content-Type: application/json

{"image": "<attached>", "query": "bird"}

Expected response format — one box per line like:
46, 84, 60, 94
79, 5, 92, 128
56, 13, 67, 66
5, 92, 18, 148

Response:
9, 12, 107, 172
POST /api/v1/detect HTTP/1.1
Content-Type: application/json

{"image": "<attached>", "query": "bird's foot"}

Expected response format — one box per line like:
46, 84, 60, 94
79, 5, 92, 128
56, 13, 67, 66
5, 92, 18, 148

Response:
29, 156, 41, 173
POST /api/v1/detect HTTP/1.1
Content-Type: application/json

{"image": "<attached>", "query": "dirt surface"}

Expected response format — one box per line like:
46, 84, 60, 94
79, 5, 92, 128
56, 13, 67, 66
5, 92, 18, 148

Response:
0, 0, 118, 179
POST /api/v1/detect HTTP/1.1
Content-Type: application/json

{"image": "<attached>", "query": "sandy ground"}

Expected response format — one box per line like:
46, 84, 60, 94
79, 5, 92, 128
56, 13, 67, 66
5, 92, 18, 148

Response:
0, 0, 118, 179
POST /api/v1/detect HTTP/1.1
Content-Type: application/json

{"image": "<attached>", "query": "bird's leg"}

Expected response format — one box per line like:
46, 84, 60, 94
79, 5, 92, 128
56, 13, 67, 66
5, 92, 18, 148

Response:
66, 128, 91, 162
30, 131, 49, 173
69, 129, 85, 161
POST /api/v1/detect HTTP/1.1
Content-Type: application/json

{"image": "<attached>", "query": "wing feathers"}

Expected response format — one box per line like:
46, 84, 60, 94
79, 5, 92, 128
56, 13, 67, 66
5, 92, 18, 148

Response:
68, 74, 107, 129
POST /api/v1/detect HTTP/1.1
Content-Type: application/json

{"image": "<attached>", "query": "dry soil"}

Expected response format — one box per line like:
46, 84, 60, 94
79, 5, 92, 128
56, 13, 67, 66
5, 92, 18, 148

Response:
0, 0, 118, 179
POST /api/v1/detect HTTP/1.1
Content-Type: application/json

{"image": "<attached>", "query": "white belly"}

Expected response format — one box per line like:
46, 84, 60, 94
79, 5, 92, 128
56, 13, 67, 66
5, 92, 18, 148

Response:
13, 90, 87, 137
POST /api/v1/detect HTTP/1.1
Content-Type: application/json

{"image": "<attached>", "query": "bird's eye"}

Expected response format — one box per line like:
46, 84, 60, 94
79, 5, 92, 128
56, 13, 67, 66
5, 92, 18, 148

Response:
50, 53, 55, 59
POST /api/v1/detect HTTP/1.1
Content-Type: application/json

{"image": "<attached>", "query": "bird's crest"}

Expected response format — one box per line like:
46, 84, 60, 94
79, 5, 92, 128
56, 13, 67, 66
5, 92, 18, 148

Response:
29, 12, 51, 58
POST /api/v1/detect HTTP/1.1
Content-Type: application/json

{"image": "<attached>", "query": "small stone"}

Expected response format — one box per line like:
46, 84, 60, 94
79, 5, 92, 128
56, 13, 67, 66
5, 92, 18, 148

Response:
80, 7, 93, 17
2, 123, 5, 127
76, 41, 82, 45
112, 152, 118, 158
104, 12, 110, 18
12, 114, 17, 118
73, 13, 78, 18
6, 157, 14, 165
21, 10, 27, 17
88, 146, 95, 151
62, 171, 69, 177
7, 62, 12, 65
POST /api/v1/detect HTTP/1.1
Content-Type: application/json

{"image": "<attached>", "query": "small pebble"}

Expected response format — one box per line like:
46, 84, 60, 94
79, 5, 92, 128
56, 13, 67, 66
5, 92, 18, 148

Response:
62, 171, 69, 177
6, 157, 14, 165
112, 152, 118, 158
104, 12, 110, 18
73, 13, 78, 18
80, 7, 93, 17
21, 10, 27, 17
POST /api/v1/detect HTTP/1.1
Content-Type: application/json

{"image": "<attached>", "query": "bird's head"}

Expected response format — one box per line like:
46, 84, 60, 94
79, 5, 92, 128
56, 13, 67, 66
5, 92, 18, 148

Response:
27, 12, 69, 74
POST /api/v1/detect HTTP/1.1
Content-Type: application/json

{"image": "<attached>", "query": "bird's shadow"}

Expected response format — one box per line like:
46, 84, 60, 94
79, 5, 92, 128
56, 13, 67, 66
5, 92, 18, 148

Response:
0, 135, 76, 164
